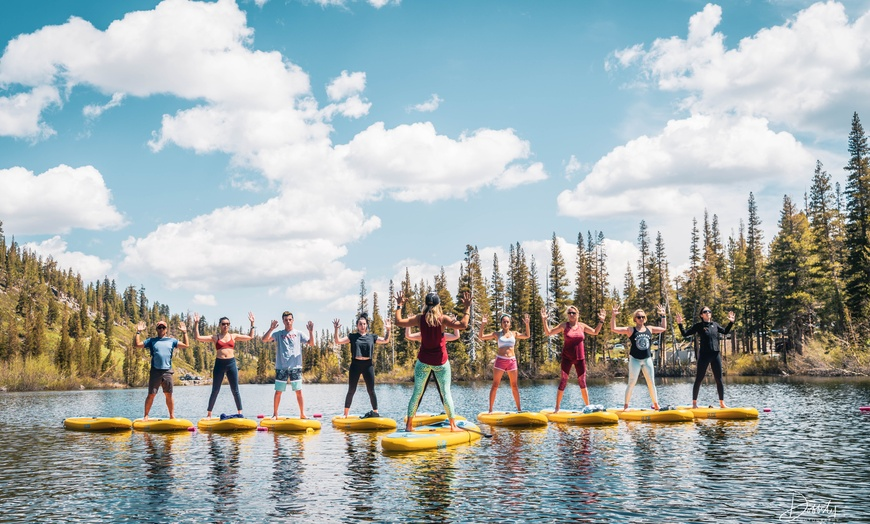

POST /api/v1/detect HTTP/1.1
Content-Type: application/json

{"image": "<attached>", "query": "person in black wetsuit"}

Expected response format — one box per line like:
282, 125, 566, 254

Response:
676, 307, 736, 408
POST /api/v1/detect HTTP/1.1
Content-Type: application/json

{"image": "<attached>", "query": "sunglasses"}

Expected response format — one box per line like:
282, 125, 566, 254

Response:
701, 310, 712, 314
220, 322, 230, 326
156, 326, 166, 330
567, 311, 577, 315
635, 315, 646, 319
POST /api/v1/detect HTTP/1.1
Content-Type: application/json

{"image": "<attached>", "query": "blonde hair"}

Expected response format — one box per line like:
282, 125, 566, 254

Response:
633, 309, 646, 320
564, 305, 579, 317
424, 304, 443, 327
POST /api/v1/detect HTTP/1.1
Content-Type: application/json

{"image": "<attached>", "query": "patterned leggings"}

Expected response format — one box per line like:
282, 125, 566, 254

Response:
406, 360, 455, 420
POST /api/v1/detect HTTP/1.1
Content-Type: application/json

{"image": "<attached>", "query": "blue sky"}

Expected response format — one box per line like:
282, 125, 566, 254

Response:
2, 0, 869, 332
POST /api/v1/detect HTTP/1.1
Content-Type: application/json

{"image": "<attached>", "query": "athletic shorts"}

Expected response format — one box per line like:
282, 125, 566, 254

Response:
494, 355, 518, 372
148, 368, 174, 394
276, 367, 303, 392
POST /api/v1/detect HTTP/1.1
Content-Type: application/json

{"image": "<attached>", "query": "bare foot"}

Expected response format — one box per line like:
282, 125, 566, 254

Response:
143, 416, 150, 421
405, 425, 413, 432
652, 404, 660, 410
300, 414, 307, 419
720, 402, 729, 409
692, 403, 699, 409
271, 415, 278, 420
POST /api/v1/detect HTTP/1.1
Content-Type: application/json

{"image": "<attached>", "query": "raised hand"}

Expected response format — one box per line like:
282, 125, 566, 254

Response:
459, 291, 472, 309
137, 321, 146, 332
523, 313, 530, 324
178, 322, 187, 333
395, 291, 405, 307
270, 319, 279, 330
598, 309, 606, 322
611, 305, 620, 316
332, 318, 341, 330
727, 311, 736, 322
675, 313, 684, 324
193, 312, 201, 324
540, 306, 548, 319
656, 304, 666, 317
306, 321, 314, 331
248, 311, 255, 325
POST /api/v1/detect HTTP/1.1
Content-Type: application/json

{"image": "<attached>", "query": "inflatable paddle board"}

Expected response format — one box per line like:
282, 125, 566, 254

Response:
540, 409, 618, 425
677, 406, 760, 420
607, 408, 694, 422
132, 418, 194, 432
477, 411, 549, 427
259, 416, 322, 432
405, 413, 467, 427
197, 417, 258, 431
381, 419, 483, 452
63, 417, 132, 431
332, 415, 397, 431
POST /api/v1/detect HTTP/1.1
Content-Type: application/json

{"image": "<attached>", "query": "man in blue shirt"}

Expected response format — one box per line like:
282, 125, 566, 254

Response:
134, 320, 189, 420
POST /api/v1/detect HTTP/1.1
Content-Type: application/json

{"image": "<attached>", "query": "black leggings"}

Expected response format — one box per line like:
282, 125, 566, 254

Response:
208, 358, 243, 412
345, 359, 377, 410
693, 350, 724, 401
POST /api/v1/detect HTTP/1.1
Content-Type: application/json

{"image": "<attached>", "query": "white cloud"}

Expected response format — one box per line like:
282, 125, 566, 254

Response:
612, 2, 870, 132
368, 0, 400, 8
408, 94, 443, 113
0, 86, 60, 138
557, 114, 814, 219
0, 165, 126, 235
22, 236, 113, 282
193, 294, 218, 306
83, 92, 125, 119
326, 70, 366, 101
564, 155, 584, 177
338, 122, 543, 202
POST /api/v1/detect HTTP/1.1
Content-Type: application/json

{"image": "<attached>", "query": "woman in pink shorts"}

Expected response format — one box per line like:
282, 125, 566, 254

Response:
479, 313, 530, 413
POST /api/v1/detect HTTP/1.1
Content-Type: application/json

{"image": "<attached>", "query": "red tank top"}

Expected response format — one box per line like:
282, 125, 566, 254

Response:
418, 316, 448, 366
215, 336, 235, 350
562, 323, 585, 361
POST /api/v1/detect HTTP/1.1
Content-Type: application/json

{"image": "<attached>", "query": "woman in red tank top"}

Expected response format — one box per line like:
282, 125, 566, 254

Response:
541, 305, 605, 412
394, 290, 472, 432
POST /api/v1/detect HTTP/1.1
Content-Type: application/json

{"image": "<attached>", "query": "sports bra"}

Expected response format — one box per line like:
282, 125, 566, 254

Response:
215, 337, 235, 350
497, 333, 516, 349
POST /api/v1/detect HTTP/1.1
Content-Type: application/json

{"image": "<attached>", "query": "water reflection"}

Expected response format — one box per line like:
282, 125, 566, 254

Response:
206, 433, 250, 523
342, 432, 380, 521
387, 448, 459, 520
142, 432, 174, 509
268, 432, 307, 517
551, 425, 600, 521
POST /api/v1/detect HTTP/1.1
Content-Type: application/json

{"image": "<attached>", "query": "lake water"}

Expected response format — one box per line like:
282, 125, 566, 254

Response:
0, 377, 867, 523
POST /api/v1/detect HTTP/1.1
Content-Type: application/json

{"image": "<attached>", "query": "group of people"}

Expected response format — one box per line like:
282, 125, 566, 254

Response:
134, 298, 736, 426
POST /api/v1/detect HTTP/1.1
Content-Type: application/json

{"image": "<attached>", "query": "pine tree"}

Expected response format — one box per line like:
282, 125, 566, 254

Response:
547, 233, 571, 322
745, 192, 769, 353
356, 279, 369, 319
842, 112, 870, 329
636, 220, 651, 308
55, 314, 73, 375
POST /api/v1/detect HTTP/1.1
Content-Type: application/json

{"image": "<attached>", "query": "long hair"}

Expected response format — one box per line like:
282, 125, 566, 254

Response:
424, 304, 443, 327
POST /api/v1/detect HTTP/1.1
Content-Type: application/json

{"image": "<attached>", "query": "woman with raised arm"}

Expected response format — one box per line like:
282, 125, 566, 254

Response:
676, 308, 736, 409
611, 304, 667, 410
394, 290, 472, 432
405, 322, 461, 411
193, 312, 256, 419
541, 305, 605, 412
333, 313, 392, 419
479, 313, 531, 413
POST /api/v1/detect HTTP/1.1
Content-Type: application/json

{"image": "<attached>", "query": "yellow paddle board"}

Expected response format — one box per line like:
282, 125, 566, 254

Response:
477, 411, 549, 427
259, 416, 322, 432
405, 413, 467, 427
63, 417, 132, 431
197, 417, 258, 431
607, 408, 694, 422
381, 419, 483, 452
132, 418, 194, 432
678, 406, 759, 420
540, 409, 619, 425
332, 415, 397, 431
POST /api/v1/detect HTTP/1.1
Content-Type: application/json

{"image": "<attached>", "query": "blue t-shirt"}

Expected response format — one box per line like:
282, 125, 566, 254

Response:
144, 337, 178, 370
272, 329, 309, 370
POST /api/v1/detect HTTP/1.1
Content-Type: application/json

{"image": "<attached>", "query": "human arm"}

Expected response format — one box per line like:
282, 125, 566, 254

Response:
516, 314, 531, 340
540, 306, 564, 336
376, 320, 392, 344
133, 321, 146, 348
442, 291, 472, 330
333, 319, 349, 345
393, 291, 420, 328
306, 321, 315, 346
720, 311, 735, 334
261, 319, 279, 342
405, 327, 420, 341
192, 313, 215, 343
584, 309, 606, 335
609, 305, 632, 336
445, 327, 461, 342
477, 316, 496, 341
649, 304, 668, 334
231, 312, 257, 342
176, 321, 189, 349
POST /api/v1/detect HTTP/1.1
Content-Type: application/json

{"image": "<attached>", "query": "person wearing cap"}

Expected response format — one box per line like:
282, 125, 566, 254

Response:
394, 290, 472, 432
134, 320, 189, 420
193, 311, 257, 419
478, 313, 531, 413
262, 311, 314, 419
405, 318, 462, 411
541, 305, 606, 412
675, 307, 736, 408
